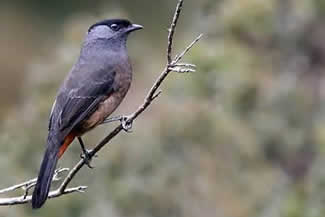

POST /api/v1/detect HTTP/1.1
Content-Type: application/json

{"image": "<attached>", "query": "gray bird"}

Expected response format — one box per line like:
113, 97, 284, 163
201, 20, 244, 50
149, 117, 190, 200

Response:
32, 19, 143, 209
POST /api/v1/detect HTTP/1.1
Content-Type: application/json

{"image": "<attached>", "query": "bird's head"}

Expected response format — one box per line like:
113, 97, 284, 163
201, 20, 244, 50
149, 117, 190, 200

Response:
86, 19, 143, 42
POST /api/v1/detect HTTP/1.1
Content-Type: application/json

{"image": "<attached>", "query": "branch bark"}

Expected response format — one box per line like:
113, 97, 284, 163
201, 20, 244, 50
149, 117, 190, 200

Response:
0, 0, 202, 206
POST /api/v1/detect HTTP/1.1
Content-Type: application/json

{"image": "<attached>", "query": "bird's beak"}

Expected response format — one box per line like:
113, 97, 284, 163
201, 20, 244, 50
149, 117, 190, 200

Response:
127, 24, 143, 32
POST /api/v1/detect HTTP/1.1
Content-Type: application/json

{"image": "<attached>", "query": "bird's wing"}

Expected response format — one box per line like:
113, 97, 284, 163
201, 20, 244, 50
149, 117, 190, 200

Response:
49, 67, 116, 135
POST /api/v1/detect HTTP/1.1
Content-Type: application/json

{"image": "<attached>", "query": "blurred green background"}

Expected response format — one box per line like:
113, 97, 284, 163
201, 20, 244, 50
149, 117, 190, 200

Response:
1, 0, 325, 216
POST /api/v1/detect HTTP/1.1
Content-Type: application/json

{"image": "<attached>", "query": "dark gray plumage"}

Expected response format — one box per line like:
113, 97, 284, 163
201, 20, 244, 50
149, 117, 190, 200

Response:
32, 19, 143, 209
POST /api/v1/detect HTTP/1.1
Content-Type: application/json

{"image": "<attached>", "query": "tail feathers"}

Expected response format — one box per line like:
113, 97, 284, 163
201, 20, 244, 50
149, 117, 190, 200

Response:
32, 143, 59, 209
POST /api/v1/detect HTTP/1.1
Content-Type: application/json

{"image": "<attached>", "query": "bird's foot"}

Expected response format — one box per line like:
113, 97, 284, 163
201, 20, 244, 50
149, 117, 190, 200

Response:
103, 115, 133, 132
168, 63, 196, 73
120, 115, 133, 133
80, 149, 96, 169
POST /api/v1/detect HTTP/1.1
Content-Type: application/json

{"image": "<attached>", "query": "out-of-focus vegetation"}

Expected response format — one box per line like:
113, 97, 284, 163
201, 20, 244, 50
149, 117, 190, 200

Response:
1, 0, 325, 216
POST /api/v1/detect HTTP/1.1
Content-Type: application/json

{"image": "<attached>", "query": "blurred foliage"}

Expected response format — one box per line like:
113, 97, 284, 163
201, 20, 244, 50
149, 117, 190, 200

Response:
1, 0, 325, 217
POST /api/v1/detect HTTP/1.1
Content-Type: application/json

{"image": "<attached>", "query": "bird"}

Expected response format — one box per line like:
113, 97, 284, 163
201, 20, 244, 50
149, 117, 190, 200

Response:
31, 19, 143, 209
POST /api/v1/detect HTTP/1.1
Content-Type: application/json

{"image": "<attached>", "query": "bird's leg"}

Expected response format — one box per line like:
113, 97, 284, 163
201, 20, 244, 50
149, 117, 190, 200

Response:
102, 115, 123, 124
102, 115, 133, 133
78, 137, 94, 169
168, 63, 196, 73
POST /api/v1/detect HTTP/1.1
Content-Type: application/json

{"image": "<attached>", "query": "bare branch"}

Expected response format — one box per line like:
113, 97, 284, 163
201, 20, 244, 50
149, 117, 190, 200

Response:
0, 178, 37, 195
58, 158, 86, 193
0, 186, 87, 206
0, 168, 76, 206
173, 34, 203, 64
168, 66, 195, 73
167, 0, 184, 64
0, 168, 68, 195
151, 90, 162, 101
0, 0, 203, 206
173, 63, 197, 68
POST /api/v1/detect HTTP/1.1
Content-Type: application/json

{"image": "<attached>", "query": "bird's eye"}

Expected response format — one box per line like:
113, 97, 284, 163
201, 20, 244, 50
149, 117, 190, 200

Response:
110, 24, 120, 31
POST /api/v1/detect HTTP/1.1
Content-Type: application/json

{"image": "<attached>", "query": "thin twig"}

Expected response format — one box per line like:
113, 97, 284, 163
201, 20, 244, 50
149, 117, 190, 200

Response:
0, 178, 37, 194
0, 168, 68, 195
173, 34, 203, 64
0, 186, 87, 206
151, 90, 162, 101
0, 0, 203, 206
167, 0, 183, 64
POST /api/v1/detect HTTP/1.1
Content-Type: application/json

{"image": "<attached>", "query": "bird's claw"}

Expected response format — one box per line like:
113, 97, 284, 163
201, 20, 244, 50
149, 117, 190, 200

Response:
102, 115, 133, 132
121, 116, 133, 133
168, 63, 196, 73
80, 149, 95, 169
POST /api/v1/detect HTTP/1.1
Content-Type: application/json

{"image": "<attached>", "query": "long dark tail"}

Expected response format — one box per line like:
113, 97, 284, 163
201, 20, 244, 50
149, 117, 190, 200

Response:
32, 139, 59, 209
